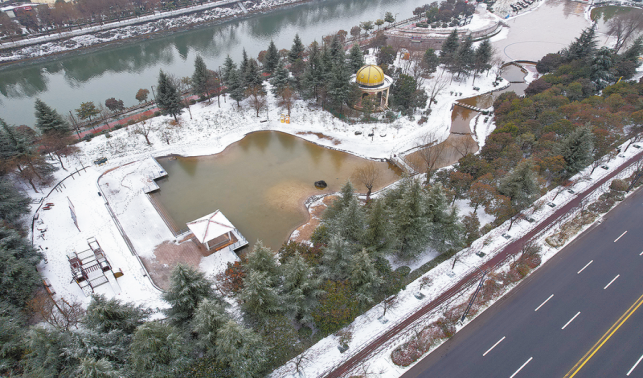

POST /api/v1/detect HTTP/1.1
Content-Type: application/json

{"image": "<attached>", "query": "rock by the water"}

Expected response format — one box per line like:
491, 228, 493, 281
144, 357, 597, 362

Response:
314, 180, 327, 189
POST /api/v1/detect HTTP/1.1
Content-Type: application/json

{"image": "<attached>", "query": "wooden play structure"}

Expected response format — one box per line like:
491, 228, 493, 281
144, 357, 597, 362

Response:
67, 237, 113, 296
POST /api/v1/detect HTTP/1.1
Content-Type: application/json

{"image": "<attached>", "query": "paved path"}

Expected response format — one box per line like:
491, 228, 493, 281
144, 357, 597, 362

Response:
325, 149, 643, 377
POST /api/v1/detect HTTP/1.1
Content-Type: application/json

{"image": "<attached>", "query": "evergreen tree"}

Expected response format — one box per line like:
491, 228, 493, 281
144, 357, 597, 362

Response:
564, 23, 598, 62
264, 40, 280, 75
323, 181, 357, 222
227, 68, 245, 107
281, 253, 324, 325
362, 197, 393, 257
34, 99, 71, 136
0, 227, 42, 308
75, 357, 119, 378
0, 302, 27, 373
129, 322, 188, 378
331, 197, 365, 247
221, 55, 237, 85
240, 270, 283, 319
347, 44, 364, 73
422, 48, 440, 74
162, 264, 216, 326
215, 320, 267, 378
156, 70, 183, 121
22, 327, 71, 378
303, 41, 324, 100
558, 127, 594, 175
65, 328, 131, 372
453, 34, 474, 77
192, 298, 228, 357
473, 38, 493, 80
83, 294, 149, 334
462, 213, 481, 246
270, 60, 292, 98
498, 159, 541, 211
243, 59, 263, 90
240, 49, 249, 78
319, 234, 354, 280
429, 206, 464, 254
327, 60, 352, 112
590, 47, 614, 90
191, 55, 209, 98
289, 34, 305, 65
440, 29, 460, 69
350, 249, 383, 305
244, 241, 280, 285
387, 178, 432, 259
329, 35, 344, 65
0, 178, 30, 227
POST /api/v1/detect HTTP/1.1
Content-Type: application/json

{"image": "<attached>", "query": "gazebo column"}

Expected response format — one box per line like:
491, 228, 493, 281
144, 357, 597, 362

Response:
384, 88, 390, 108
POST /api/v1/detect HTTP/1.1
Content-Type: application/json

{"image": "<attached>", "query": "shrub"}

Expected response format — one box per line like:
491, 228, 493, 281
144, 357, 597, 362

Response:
153, 111, 161, 117
190, 99, 197, 105
113, 124, 124, 130
610, 179, 628, 192
82, 134, 93, 142
127, 119, 136, 125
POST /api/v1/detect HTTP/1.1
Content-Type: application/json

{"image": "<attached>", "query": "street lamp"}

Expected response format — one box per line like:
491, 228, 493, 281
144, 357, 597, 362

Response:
460, 259, 487, 323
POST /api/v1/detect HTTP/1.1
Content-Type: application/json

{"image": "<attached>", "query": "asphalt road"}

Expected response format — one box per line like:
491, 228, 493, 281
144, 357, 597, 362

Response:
402, 186, 643, 378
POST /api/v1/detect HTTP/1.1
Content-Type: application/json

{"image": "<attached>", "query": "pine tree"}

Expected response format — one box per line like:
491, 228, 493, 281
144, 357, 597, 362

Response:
591, 47, 614, 90
222, 55, 237, 85
498, 159, 541, 211
264, 40, 280, 75
162, 264, 216, 326
270, 60, 292, 98
244, 241, 280, 285
0, 302, 27, 373
22, 327, 70, 378
243, 59, 263, 90
440, 29, 460, 69
83, 294, 149, 334
564, 23, 598, 62
558, 127, 594, 175
454, 34, 474, 77
348, 44, 364, 73
75, 357, 119, 378
0, 178, 31, 227
388, 178, 431, 259
65, 328, 131, 371
303, 41, 324, 100
130, 322, 188, 378
192, 298, 228, 357
429, 207, 464, 254
473, 38, 493, 82
350, 249, 383, 305
320, 234, 354, 280
331, 197, 365, 247
227, 68, 245, 107
323, 181, 357, 222
362, 198, 393, 257
289, 34, 305, 65
281, 253, 324, 325
156, 70, 182, 121
240, 49, 249, 78
215, 320, 267, 378
240, 270, 283, 319
191, 55, 209, 98
328, 60, 352, 112
329, 35, 344, 65
423, 48, 440, 74
34, 99, 71, 136
0, 227, 42, 308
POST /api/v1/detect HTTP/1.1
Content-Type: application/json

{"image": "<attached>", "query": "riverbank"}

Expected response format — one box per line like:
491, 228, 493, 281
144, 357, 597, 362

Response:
0, 0, 312, 65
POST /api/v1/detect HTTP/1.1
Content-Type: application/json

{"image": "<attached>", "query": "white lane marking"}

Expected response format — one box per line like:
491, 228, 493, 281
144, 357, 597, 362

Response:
604, 274, 620, 290
483, 336, 506, 356
509, 357, 533, 378
614, 231, 628, 242
562, 311, 581, 330
577, 260, 593, 274
627, 353, 643, 376
535, 294, 554, 312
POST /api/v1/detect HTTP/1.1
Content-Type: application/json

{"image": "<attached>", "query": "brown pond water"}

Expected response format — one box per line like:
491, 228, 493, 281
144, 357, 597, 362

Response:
151, 131, 401, 251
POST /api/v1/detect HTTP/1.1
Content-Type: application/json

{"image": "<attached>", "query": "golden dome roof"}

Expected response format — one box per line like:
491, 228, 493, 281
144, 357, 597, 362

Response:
356, 65, 385, 87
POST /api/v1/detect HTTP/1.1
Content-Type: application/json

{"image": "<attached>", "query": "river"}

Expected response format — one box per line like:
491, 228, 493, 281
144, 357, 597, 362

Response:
0, 0, 429, 126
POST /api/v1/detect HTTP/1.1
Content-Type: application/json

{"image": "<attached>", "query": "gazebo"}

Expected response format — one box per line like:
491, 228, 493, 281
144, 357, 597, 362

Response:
351, 65, 394, 111
186, 210, 247, 252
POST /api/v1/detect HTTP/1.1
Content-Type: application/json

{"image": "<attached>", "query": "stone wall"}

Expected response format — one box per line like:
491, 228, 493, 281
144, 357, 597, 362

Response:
384, 22, 501, 51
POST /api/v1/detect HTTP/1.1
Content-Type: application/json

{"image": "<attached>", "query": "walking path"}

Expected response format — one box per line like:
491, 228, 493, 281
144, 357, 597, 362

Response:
325, 149, 643, 377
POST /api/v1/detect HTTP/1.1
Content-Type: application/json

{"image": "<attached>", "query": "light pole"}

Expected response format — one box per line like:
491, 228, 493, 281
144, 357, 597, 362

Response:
460, 261, 487, 323
150, 85, 157, 104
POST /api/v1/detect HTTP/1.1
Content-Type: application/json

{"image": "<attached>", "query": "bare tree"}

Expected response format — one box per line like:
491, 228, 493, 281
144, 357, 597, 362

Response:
278, 85, 296, 117
132, 120, 153, 145
29, 291, 85, 331
607, 12, 643, 53
452, 136, 478, 158
416, 131, 447, 182
351, 161, 382, 201
246, 85, 267, 117
426, 69, 450, 109
381, 294, 400, 318
628, 154, 643, 191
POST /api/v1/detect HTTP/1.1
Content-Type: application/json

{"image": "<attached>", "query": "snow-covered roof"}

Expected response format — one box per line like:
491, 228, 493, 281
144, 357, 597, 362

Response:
186, 210, 235, 244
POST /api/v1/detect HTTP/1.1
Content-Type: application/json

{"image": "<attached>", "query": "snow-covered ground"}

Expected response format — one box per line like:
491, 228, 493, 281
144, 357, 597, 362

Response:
270, 139, 643, 378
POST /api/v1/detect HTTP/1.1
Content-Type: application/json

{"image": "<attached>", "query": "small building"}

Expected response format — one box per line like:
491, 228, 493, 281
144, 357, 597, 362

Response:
186, 210, 248, 252
351, 65, 393, 111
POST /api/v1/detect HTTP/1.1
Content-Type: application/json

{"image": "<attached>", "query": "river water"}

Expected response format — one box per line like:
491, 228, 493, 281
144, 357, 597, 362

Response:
0, 0, 429, 126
